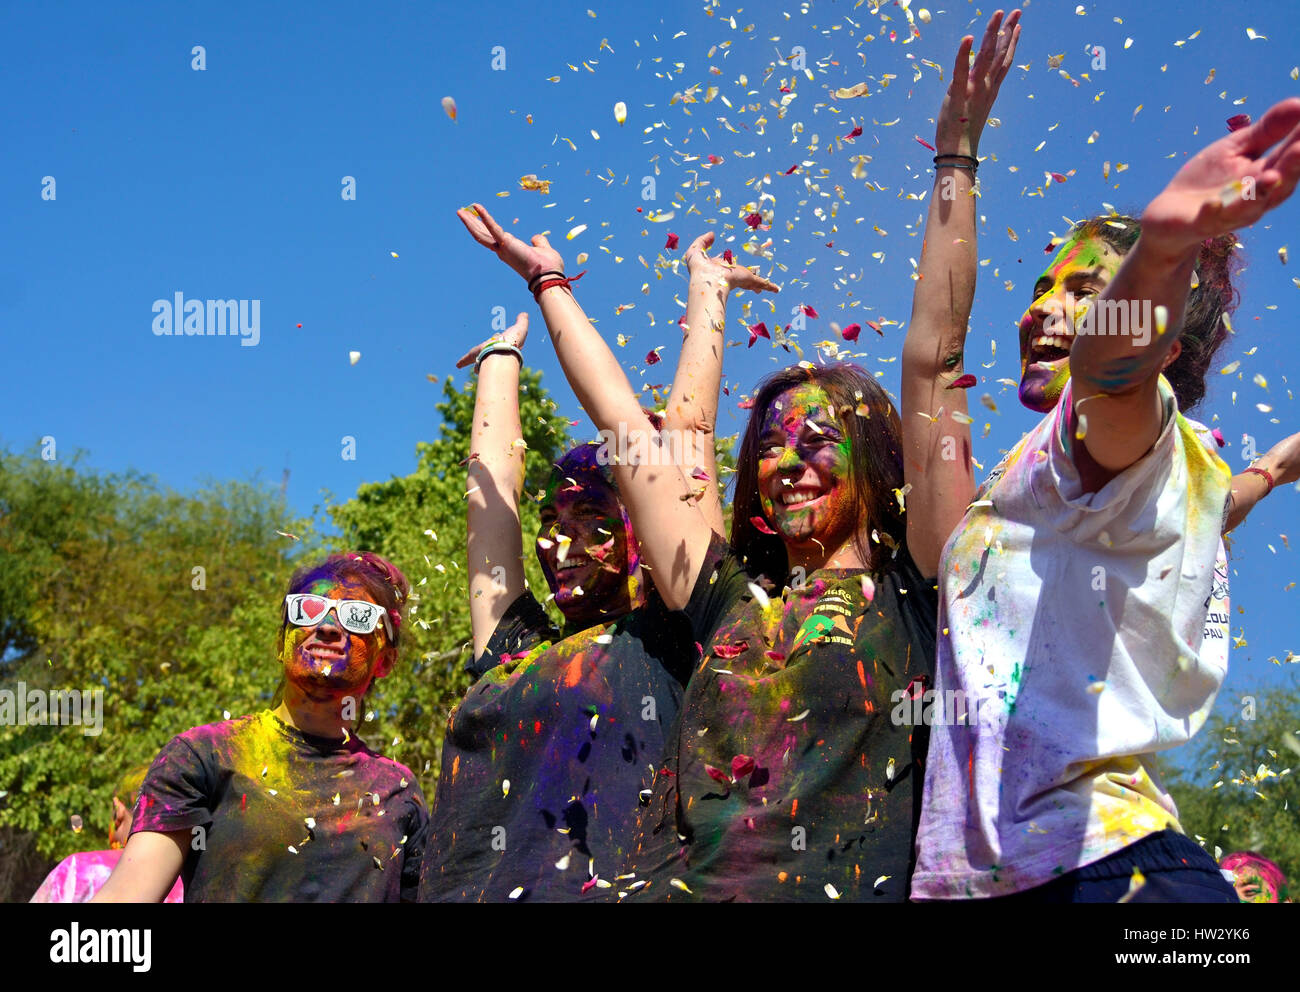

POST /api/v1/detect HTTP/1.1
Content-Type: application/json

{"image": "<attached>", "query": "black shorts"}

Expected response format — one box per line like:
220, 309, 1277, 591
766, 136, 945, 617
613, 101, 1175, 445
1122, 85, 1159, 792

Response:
992, 830, 1239, 904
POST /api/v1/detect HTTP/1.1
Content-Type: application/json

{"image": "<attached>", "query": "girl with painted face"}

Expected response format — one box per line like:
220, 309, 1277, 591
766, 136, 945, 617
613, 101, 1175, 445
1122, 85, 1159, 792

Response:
418, 232, 777, 902
94, 553, 429, 902
905, 97, 1300, 902
447, 9, 1019, 906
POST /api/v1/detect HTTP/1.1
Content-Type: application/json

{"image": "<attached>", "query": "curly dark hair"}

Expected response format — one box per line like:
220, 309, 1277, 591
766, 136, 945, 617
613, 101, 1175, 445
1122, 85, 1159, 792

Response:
1064, 215, 1241, 412
276, 551, 410, 658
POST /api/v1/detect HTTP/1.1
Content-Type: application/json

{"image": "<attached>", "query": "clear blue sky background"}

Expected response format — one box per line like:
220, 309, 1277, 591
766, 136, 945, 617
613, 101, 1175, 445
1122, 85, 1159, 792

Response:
3, 0, 1298, 772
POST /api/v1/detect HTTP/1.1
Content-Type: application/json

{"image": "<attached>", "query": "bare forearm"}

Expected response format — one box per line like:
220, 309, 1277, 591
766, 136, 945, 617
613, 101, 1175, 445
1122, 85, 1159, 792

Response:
903, 166, 978, 378
466, 354, 526, 655
1070, 236, 1194, 397
666, 276, 729, 534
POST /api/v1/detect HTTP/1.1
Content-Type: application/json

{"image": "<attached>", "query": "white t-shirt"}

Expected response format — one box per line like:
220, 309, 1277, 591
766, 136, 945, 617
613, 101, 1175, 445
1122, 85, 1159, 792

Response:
910, 377, 1231, 899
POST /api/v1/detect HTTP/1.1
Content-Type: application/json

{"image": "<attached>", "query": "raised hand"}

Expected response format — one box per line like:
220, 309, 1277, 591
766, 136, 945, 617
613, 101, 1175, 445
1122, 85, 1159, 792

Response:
1142, 98, 1300, 255
683, 231, 781, 295
455, 312, 529, 369
935, 8, 1021, 157
456, 202, 566, 284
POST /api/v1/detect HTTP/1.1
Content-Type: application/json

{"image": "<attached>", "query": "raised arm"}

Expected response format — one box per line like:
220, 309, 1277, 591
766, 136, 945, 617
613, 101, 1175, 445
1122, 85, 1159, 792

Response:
901, 9, 1020, 576
456, 204, 714, 610
1071, 98, 1300, 474
455, 316, 531, 658
1224, 430, 1300, 533
90, 830, 186, 903
667, 232, 780, 537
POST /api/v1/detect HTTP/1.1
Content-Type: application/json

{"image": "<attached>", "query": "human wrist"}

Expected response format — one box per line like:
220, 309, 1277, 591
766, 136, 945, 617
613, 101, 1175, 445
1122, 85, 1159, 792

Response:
474, 342, 523, 373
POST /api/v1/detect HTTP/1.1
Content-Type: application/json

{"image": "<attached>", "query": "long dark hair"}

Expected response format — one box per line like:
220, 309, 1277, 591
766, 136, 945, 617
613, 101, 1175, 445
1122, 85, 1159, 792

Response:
1065, 215, 1241, 412
730, 364, 906, 581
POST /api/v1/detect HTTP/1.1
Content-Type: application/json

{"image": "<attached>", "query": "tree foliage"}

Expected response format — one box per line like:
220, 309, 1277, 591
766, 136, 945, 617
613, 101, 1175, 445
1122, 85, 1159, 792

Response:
1166, 683, 1300, 885
0, 447, 305, 894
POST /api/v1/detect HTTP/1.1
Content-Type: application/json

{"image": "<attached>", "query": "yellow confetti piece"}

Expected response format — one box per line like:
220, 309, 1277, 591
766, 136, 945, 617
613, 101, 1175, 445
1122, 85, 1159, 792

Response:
614, 101, 627, 125
389, 251, 399, 259
566, 224, 587, 240
502, 779, 511, 797
824, 883, 842, 900
670, 878, 693, 893
1246, 27, 1267, 40
1220, 360, 1241, 375
518, 175, 551, 194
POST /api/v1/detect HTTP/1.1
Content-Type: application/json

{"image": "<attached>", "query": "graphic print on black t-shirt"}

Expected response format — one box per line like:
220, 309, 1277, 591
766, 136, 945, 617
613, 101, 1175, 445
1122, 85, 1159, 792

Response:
615, 534, 937, 902
131, 710, 428, 902
419, 591, 694, 902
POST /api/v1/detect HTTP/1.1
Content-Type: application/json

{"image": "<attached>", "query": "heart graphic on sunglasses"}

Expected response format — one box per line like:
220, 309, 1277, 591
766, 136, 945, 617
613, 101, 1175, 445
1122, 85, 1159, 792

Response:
300, 598, 326, 620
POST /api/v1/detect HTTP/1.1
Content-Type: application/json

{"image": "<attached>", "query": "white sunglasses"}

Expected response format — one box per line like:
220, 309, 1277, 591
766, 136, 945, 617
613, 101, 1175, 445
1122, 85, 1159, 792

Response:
284, 594, 393, 637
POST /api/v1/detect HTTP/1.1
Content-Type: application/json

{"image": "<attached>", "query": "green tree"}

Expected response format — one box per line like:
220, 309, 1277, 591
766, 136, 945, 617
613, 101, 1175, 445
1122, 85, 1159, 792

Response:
0, 446, 305, 895
1167, 683, 1300, 885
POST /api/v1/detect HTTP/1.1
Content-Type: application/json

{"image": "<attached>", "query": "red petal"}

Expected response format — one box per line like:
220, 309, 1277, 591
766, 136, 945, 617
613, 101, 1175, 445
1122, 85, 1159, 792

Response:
802, 305, 819, 318
580, 876, 599, 894
783, 164, 799, 175
745, 212, 763, 228
708, 154, 723, 165
705, 764, 731, 786
764, 650, 786, 662
1211, 428, 1226, 447
914, 135, 937, 151
844, 125, 863, 139
1226, 114, 1252, 132
665, 232, 679, 250
713, 641, 750, 659
1049, 172, 1068, 183
947, 374, 978, 389
738, 397, 756, 410
841, 323, 861, 341
747, 321, 770, 347
749, 515, 777, 535
731, 755, 756, 780
646, 349, 662, 365
722, 249, 734, 264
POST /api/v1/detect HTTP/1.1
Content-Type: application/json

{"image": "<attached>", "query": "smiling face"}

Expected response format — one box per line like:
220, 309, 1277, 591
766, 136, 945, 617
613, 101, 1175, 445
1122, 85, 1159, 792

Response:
1017, 235, 1125, 412
278, 577, 394, 702
537, 464, 639, 628
756, 384, 859, 564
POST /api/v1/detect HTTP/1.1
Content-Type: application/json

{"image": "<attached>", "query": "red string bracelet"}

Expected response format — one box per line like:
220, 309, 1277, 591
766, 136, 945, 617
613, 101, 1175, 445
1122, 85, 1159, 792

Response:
1243, 465, 1275, 495
531, 270, 586, 301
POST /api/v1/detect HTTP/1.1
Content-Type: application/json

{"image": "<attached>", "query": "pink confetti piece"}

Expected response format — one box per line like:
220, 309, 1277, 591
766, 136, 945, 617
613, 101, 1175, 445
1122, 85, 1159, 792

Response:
665, 232, 679, 250
842, 323, 862, 342
947, 374, 978, 389
731, 755, 756, 781
915, 135, 937, 151
747, 321, 771, 347
749, 515, 777, 535
802, 305, 819, 318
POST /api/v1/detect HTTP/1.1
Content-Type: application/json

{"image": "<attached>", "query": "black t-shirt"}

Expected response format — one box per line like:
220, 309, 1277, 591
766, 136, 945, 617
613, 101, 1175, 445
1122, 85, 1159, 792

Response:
419, 590, 694, 902
615, 534, 937, 902
131, 710, 429, 902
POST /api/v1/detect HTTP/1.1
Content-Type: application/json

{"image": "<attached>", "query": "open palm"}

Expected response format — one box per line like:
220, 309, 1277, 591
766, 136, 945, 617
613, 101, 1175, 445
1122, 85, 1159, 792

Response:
456, 202, 566, 284
935, 8, 1021, 156
1142, 98, 1300, 253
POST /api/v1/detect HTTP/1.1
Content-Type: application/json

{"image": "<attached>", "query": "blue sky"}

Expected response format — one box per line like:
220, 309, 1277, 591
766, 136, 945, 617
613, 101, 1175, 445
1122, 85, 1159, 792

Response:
4, 0, 1298, 762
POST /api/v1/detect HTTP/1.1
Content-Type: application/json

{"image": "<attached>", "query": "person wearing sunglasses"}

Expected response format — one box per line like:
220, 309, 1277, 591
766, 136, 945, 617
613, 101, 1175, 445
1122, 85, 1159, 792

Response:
93, 552, 429, 902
